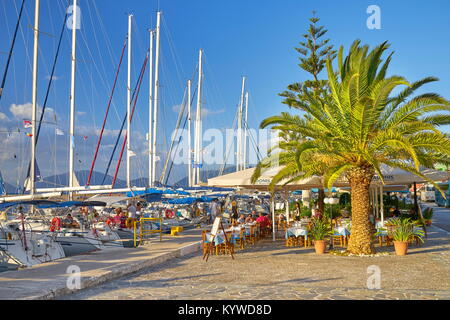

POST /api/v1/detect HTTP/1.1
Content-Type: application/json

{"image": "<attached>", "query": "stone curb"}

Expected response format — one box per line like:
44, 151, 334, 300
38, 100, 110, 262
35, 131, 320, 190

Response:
24, 240, 202, 300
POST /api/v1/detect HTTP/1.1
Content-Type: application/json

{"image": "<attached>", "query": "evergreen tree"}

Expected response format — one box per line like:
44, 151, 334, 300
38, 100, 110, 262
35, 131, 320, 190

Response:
279, 12, 336, 213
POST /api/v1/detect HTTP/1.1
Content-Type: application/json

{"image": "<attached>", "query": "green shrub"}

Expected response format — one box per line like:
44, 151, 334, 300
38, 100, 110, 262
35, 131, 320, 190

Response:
308, 217, 331, 241
423, 207, 434, 220
379, 218, 425, 243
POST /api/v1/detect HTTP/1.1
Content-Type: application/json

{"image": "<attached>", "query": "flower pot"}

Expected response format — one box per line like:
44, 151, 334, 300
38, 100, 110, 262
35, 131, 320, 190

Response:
393, 241, 408, 256
314, 240, 327, 254
425, 220, 432, 226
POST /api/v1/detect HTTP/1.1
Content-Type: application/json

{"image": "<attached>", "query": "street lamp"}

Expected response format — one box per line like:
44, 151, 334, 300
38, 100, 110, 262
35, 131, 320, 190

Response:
324, 197, 339, 250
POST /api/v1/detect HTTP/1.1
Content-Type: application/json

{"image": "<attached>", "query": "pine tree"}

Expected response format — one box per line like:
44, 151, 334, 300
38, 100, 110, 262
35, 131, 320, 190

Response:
279, 12, 336, 213
281, 12, 336, 104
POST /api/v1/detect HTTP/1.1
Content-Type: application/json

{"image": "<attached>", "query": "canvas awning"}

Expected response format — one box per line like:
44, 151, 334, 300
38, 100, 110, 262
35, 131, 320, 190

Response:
207, 167, 323, 190
208, 165, 450, 190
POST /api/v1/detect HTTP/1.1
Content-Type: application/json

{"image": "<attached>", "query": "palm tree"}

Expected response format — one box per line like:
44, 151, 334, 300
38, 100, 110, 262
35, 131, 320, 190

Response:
252, 40, 450, 254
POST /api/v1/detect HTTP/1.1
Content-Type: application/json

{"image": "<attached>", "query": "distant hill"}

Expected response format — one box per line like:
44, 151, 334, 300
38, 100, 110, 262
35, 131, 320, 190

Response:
2, 165, 244, 195
33, 171, 127, 189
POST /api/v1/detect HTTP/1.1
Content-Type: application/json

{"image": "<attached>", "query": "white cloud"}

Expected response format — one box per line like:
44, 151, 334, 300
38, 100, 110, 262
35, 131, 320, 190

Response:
76, 111, 87, 116
9, 102, 33, 119
9, 102, 57, 122
0, 112, 8, 121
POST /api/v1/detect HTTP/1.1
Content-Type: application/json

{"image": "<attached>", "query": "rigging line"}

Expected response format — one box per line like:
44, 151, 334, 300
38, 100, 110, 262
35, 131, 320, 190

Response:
22, 2, 69, 193
0, 0, 26, 103
111, 53, 149, 189
100, 52, 147, 186
162, 74, 199, 185
219, 107, 239, 176
91, 0, 124, 122
164, 111, 188, 186
161, 16, 185, 90
87, 35, 128, 186
246, 93, 263, 162
159, 87, 188, 184
243, 117, 262, 163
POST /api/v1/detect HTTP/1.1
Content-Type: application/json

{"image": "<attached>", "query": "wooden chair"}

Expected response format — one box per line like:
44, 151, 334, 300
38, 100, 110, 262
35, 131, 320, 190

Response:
221, 231, 235, 255
299, 235, 311, 247
255, 223, 262, 240
332, 234, 345, 247
202, 230, 215, 256
234, 228, 246, 250
285, 236, 297, 247
378, 235, 389, 247
247, 226, 257, 246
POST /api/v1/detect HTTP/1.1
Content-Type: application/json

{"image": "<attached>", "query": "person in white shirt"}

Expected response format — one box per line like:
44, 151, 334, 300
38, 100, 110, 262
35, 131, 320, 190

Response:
127, 203, 137, 219
136, 202, 142, 219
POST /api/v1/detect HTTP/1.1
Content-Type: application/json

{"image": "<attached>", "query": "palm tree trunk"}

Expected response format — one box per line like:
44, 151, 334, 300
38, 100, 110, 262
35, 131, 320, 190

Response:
346, 166, 375, 255
318, 189, 325, 213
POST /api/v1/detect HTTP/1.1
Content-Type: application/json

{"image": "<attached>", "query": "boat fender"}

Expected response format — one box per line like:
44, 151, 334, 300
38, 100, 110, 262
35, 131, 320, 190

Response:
165, 209, 175, 219
50, 217, 61, 232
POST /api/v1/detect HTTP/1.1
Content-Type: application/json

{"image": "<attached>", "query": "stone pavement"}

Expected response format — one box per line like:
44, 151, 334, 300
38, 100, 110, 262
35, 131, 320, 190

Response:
0, 229, 203, 300
63, 225, 450, 300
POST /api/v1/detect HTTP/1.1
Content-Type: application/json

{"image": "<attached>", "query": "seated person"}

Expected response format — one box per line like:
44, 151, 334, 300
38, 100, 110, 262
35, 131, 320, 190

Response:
62, 214, 79, 229
237, 214, 246, 224
312, 208, 323, 219
119, 212, 127, 229
245, 214, 254, 224
256, 212, 270, 229
113, 208, 122, 226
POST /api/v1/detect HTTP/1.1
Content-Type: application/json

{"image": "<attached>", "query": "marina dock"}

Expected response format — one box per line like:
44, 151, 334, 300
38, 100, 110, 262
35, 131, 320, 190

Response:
0, 229, 202, 300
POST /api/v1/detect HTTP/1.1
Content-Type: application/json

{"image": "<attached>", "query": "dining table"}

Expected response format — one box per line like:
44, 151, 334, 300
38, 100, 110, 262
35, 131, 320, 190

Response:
206, 230, 238, 246
285, 226, 309, 239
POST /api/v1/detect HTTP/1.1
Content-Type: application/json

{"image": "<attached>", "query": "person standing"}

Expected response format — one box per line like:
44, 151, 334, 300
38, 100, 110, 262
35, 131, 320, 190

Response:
209, 200, 217, 223
231, 198, 238, 222
136, 202, 143, 220
127, 203, 137, 228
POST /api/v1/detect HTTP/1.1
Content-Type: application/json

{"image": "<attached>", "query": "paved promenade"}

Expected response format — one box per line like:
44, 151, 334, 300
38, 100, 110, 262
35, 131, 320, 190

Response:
64, 225, 450, 300
0, 229, 203, 300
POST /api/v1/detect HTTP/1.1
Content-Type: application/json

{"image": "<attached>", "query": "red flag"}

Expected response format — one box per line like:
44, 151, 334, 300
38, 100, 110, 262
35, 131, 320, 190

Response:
23, 120, 32, 128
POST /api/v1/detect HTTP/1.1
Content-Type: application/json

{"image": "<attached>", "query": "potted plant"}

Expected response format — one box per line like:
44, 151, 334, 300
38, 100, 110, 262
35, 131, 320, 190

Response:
423, 208, 434, 226
383, 218, 424, 255
308, 217, 331, 254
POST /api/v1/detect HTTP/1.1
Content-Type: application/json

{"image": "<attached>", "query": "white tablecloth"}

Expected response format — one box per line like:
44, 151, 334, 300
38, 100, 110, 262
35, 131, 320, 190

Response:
286, 227, 308, 239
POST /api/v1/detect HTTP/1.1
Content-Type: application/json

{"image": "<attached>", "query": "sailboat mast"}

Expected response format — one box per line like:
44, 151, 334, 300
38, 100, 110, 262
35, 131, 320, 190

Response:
126, 14, 133, 188
187, 79, 192, 187
237, 76, 246, 172
151, 11, 161, 187
194, 49, 203, 185
30, 0, 40, 196
148, 29, 154, 188
243, 91, 249, 170
68, 0, 78, 200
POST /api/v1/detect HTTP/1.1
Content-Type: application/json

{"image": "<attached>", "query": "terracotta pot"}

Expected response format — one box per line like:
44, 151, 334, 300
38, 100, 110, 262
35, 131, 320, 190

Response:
425, 220, 432, 226
394, 241, 408, 256
314, 240, 327, 254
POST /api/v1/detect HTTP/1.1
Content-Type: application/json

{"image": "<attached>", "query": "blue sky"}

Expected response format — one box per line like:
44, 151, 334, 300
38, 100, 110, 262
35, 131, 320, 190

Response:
1, 0, 450, 187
